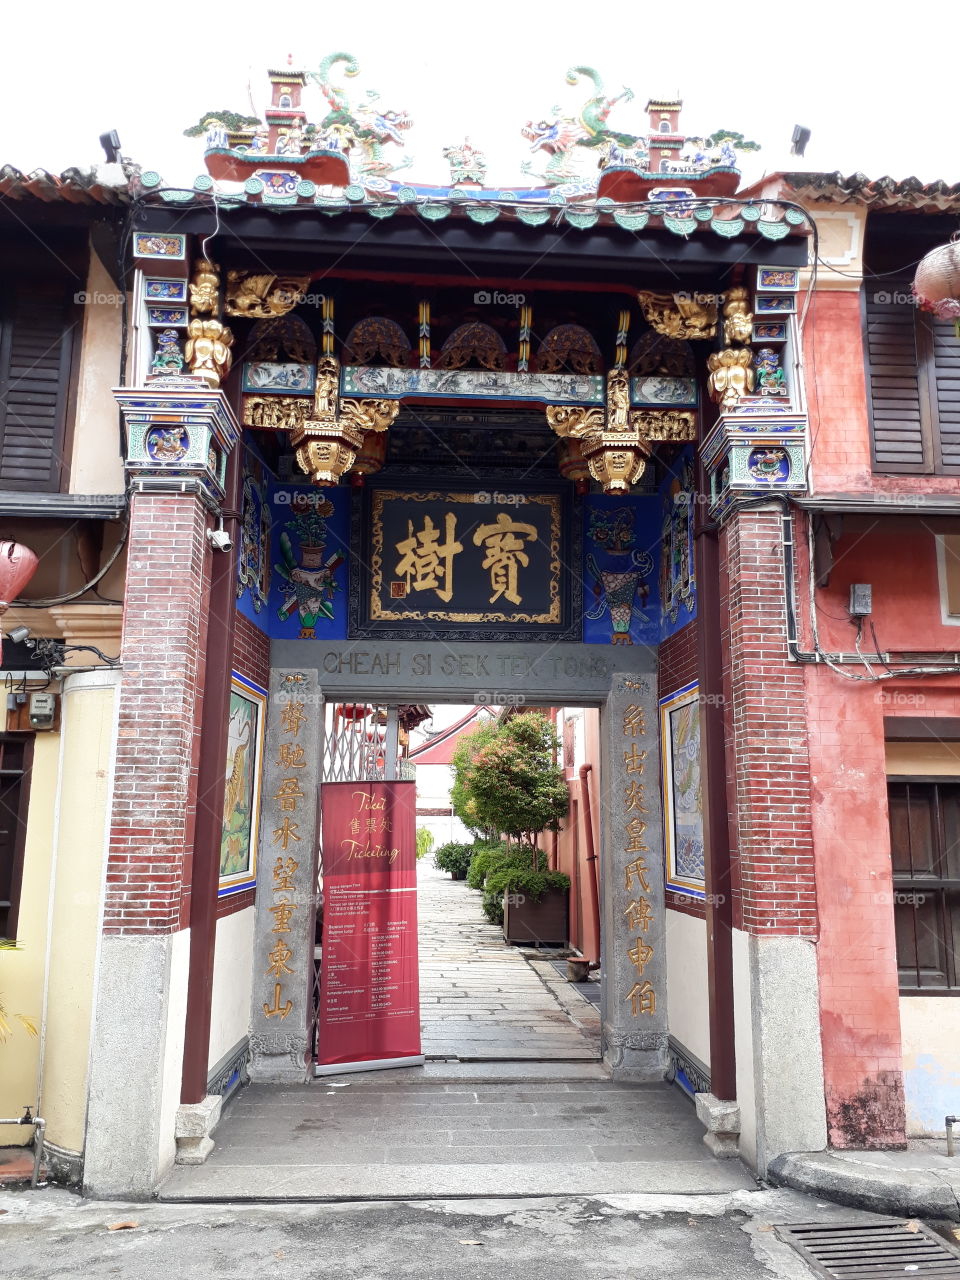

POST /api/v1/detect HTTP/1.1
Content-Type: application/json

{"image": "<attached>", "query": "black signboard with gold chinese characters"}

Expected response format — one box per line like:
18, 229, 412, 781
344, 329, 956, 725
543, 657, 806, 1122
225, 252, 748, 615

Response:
350, 483, 581, 641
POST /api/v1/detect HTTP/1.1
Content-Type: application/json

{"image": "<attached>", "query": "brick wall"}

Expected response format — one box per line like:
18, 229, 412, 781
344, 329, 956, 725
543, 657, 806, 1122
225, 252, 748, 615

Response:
658, 619, 698, 699
216, 611, 272, 919
105, 492, 211, 935
720, 509, 817, 938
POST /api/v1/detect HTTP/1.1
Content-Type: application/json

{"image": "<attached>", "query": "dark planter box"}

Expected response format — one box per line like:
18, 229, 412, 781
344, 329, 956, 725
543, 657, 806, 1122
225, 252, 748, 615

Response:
451, 871, 467, 881
502, 887, 568, 946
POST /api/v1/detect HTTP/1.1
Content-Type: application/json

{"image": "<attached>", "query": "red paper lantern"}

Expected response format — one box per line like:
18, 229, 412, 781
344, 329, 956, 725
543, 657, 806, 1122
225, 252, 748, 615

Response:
0, 541, 39, 615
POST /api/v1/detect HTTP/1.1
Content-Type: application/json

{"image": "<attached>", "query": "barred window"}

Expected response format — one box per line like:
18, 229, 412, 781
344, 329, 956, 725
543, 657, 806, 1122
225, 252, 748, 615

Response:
888, 780, 960, 991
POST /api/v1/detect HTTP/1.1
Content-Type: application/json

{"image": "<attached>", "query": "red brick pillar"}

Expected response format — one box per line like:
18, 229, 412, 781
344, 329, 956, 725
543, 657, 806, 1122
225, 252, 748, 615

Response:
83, 488, 213, 1196
105, 491, 212, 935
83, 380, 238, 1197
720, 507, 827, 1171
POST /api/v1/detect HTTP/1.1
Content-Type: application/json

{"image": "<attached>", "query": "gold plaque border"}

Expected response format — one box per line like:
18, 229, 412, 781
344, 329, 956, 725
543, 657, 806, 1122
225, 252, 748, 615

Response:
369, 489, 562, 624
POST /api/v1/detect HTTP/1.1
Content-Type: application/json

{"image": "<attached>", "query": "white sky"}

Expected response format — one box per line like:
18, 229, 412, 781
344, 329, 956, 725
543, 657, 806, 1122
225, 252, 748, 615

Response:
0, 0, 955, 190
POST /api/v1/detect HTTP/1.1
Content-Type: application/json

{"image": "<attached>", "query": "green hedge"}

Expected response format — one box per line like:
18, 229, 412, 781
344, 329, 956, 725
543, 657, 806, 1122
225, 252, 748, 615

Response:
432, 842, 475, 878
483, 867, 570, 925
466, 841, 521, 890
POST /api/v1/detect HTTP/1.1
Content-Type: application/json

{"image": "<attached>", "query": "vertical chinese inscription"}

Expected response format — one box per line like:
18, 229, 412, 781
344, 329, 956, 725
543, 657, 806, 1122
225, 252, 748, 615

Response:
249, 669, 322, 1083
601, 675, 667, 1078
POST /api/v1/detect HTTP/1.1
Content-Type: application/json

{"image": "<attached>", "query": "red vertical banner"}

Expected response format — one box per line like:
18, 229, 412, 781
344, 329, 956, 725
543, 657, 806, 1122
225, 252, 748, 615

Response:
316, 781, 423, 1072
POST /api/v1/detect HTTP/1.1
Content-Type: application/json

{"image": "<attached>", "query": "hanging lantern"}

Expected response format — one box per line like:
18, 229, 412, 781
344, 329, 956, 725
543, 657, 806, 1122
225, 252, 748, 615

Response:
335, 703, 370, 721
914, 236, 960, 335
556, 438, 591, 494
350, 429, 389, 482
0, 541, 39, 617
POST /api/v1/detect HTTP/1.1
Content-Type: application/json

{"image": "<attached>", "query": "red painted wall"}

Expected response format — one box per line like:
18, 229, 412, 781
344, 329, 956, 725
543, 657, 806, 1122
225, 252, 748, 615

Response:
806, 672, 906, 1147
805, 289, 960, 496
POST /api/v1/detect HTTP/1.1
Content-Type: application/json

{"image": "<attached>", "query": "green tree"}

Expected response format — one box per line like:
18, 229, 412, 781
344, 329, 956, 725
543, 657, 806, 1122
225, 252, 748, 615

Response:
466, 712, 569, 871
450, 719, 500, 838
705, 129, 761, 153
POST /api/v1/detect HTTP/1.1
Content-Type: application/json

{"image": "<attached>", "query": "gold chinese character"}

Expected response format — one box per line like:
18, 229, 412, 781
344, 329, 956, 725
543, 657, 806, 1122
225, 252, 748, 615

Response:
625, 780, 649, 813
275, 777, 305, 812
472, 513, 538, 606
279, 742, 306, 768
280, 701, 307, 736
269, 899, 297, 933
272, 856, 299, 890
626, 980, 656, 1016
349, 816, 361, 835
624, 897, 653, 932
263, 982, 293, 1020
272, 817, 301, 850
395, 513, 463, 602
624, 856, 651, 893
628, 937, 654, 975
623, 704, 646, 737
625, 817, 649, 854
623, 744, 647, 775
266, 938, 294, 978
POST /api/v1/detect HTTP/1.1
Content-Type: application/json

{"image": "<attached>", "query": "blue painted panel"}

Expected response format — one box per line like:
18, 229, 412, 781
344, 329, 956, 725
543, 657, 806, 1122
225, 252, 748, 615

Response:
268, 484, 350, 640
582, 495, 660, 647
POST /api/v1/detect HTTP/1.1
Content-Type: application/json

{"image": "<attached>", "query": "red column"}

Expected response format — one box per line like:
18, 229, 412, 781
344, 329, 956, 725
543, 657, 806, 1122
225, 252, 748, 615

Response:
105, 492, 212, 935
807, 675, 907, 1147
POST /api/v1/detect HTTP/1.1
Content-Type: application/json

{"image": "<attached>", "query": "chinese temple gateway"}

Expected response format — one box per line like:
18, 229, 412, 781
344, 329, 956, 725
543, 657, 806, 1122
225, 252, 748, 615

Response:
5, 50, 960, 1202
117, 60, 810, 1185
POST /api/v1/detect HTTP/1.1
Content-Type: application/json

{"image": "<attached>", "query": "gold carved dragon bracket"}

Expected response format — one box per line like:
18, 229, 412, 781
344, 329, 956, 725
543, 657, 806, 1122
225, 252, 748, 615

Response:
546, 368, 696, 494
291, 356, 399, 486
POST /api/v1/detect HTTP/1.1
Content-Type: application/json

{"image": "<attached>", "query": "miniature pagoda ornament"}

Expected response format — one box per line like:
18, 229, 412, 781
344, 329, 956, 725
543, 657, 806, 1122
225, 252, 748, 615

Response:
443, 138, 487, 187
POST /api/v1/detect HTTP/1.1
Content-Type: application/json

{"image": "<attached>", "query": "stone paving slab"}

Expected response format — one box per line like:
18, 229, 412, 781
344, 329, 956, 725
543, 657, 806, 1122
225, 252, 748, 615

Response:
159, 1079, 751, 1202
415, 862, 600, 1062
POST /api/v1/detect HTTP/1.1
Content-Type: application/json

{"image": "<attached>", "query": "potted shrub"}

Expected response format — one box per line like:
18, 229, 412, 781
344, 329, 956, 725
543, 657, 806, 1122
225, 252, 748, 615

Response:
461, 712, 571, 945
433, 841, 474, 880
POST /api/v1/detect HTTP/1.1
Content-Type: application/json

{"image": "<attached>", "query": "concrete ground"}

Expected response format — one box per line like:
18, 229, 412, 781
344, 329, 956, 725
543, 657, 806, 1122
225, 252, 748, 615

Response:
0, 1185, 903, 1279
417, 860, 600, 1061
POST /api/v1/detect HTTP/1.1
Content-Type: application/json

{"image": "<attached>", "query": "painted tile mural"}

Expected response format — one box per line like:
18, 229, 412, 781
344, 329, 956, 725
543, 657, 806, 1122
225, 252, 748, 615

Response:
659, 680, 705, 898
658, 447, 697, 640
236, 454, 272, 623
582, 496, 660, 647
270, 484, 350, 639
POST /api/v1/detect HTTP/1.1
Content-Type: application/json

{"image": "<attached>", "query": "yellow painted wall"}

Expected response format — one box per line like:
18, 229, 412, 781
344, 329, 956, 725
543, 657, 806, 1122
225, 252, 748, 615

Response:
0, 733, 59, 1145
69, 245, 124, 497
40, 672, 118, 1157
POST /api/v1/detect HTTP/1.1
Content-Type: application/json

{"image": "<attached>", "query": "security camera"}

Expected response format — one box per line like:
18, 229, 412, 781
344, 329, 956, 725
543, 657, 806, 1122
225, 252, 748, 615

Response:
207, 528, 233, 552
6, 625, 30, 644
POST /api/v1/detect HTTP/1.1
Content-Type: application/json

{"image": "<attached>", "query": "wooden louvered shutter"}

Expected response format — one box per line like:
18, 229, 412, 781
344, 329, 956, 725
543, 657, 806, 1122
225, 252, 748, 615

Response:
927, 316, 960, 472
864, 288, 933, 472
0, 279, 75, 491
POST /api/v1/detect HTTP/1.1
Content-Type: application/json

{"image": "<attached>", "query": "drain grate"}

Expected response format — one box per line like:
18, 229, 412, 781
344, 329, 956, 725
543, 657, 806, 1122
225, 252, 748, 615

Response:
777, 1219, 960, 1278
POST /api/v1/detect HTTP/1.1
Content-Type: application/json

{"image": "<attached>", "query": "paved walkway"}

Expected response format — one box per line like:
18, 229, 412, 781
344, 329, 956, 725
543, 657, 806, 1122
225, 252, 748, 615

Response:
417, 860, 600, 1062
159, 1073, 753, 1200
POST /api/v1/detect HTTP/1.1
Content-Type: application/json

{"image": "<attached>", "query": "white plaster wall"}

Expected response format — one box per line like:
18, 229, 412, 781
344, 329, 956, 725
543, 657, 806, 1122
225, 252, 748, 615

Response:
664, 909, 711, 1067
71, 247, 124, 495
416, 762, 472, 848
208, 907, 256, 1071
732, 927, 758, 1168
900, 997, 960, 1136
156, 928, 191, 1181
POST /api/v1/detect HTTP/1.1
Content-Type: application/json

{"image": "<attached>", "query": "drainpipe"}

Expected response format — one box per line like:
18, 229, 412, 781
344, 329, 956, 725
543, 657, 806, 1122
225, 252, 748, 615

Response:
694, 459, 737, 1103
579, 763, 601, 967
180, 445, 242, 1107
